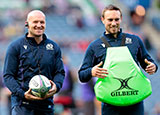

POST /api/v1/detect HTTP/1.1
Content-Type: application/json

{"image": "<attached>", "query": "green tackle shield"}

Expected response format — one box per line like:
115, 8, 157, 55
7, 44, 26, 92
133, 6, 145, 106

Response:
94, 46, 152, 106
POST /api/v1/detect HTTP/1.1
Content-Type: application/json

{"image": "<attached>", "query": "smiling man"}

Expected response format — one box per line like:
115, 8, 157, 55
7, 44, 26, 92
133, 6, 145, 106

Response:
3, 10, 65, 115
26, 10, 46, 43
78, 4, 158, 115
101, 7, 122, 38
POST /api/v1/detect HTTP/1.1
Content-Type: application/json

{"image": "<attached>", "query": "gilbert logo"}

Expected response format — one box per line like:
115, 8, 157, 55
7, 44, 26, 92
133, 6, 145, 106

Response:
111, 76, 139, 97
46, 43, 53, 50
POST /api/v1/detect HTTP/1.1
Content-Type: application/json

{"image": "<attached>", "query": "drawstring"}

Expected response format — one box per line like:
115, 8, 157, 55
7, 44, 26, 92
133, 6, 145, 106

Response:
25, 38, 44, 74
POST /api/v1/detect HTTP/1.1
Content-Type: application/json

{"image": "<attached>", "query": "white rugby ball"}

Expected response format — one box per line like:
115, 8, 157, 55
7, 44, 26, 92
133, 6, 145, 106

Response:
29, 75, 51, 97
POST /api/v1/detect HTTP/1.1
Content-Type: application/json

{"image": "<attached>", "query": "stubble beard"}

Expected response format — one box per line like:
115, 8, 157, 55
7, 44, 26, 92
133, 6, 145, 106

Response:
30, 31, 43, 38
107, 26, 120, 37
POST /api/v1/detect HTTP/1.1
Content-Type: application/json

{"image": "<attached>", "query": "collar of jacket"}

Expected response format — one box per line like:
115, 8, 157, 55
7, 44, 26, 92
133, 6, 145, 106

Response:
25, 33, 47, 46
103, 28, 123, 41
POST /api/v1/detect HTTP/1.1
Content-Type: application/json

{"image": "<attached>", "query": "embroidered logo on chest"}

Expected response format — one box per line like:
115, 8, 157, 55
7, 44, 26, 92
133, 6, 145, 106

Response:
125, 38, 132, 44
46, 43, 54, 50
101, 43, 105, 48
23, 45, 28, 50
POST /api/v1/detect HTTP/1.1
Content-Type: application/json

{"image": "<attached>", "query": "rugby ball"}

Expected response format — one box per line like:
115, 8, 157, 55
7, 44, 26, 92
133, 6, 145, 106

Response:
29, 75, 51, 97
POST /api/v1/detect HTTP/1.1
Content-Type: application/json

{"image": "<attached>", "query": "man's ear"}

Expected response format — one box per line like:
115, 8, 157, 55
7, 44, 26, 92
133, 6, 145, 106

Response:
25, 21, 28, 27
101, 17, 105, 24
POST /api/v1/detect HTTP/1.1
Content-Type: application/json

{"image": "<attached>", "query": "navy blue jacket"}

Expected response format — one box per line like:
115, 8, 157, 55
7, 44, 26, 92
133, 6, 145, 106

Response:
79, 29, 158, 82
3, 33, 65, 111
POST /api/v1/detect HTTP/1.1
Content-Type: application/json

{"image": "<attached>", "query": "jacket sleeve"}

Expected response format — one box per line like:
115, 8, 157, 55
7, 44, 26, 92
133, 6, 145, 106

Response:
137, 37, 158, 72
53, 46, 65, 93
78, 43, 94, 83
3, 42, 25, 99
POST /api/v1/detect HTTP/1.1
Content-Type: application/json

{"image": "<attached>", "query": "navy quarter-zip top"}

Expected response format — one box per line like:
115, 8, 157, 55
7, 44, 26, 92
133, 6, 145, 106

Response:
78, 29, 158, 82
3, 33, 65, 111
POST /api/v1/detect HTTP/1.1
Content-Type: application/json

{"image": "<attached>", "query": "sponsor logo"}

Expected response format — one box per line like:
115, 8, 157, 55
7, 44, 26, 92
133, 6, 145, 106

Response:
111, 76, 139, 97
23, 45, 27, 50
101, 43, 105, 48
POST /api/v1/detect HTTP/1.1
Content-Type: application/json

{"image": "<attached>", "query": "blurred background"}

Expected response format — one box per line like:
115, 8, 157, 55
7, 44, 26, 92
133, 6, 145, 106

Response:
0, 0, 160, 115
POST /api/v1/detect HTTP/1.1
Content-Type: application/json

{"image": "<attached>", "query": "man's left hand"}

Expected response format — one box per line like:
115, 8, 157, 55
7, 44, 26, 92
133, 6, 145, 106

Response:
145, 59, 156, 75
43, 80, 57, 99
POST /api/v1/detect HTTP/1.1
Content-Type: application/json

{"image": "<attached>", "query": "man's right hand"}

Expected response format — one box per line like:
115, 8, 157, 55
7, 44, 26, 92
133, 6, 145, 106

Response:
91, 61, 108, 78
24, 88, 44, 101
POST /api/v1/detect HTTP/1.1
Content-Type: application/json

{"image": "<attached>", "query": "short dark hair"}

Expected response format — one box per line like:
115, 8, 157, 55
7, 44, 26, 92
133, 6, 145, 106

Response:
101, 4, 122, 18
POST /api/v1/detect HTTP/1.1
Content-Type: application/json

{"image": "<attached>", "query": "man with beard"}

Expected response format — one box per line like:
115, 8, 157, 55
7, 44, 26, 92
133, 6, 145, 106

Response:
78, 4, 158, 115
